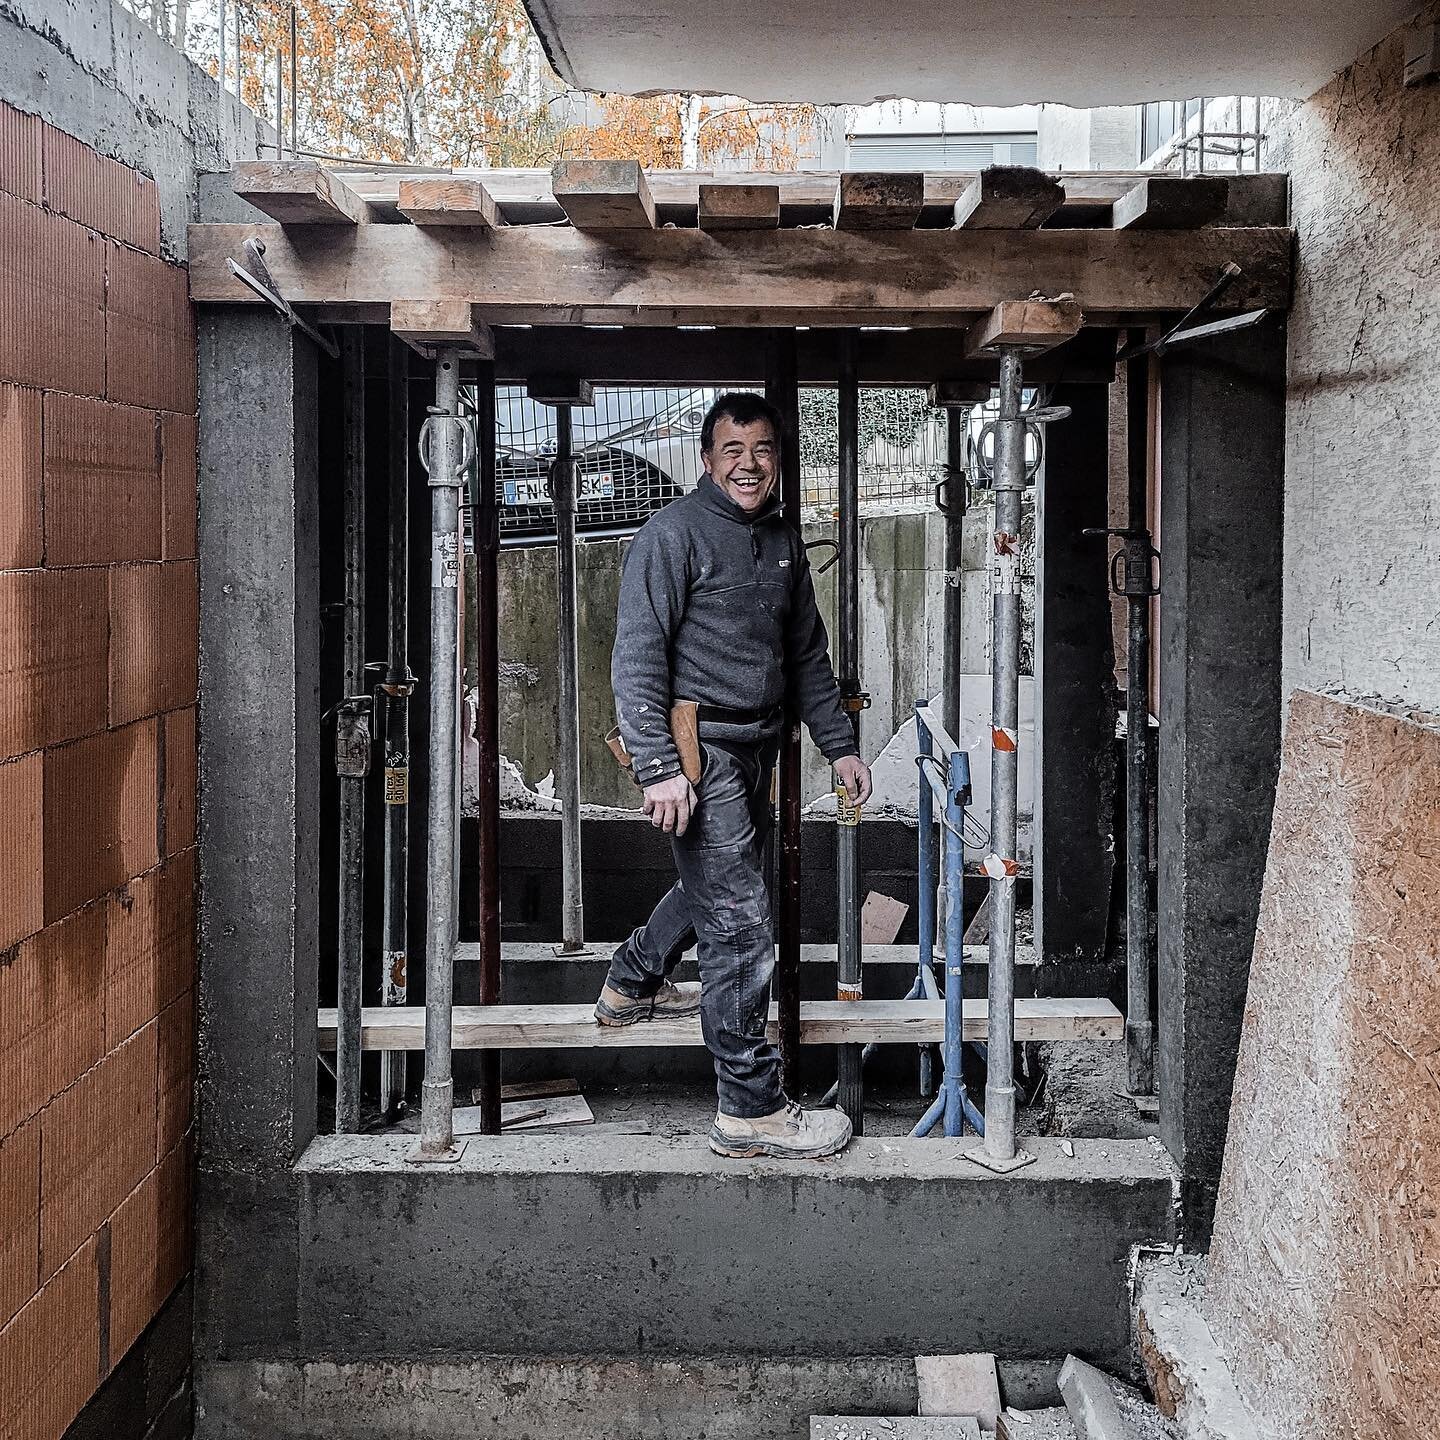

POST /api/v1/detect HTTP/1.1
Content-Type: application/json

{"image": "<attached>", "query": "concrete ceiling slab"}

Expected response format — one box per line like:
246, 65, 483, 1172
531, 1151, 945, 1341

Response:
523, 1, 1418, 105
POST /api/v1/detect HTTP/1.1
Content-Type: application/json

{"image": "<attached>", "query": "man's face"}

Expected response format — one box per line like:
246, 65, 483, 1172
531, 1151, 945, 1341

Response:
703, 415, 778, 513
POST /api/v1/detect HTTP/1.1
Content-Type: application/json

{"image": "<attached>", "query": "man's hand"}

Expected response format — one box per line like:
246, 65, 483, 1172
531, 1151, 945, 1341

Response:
642, 774, 698, 836
834, 754, 872, 806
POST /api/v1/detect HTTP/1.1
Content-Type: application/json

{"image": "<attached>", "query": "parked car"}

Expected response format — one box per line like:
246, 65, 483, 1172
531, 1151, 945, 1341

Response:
488, 385, 719, 544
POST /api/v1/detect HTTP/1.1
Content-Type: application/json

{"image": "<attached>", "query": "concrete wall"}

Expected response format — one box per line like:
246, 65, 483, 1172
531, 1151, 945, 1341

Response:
493, 508, 994, 810
1259, 11, 1440, 715
0, 3, 259, 1437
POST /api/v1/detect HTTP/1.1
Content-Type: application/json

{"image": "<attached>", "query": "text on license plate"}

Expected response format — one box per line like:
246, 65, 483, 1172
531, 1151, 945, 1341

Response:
503, 473, 614, 506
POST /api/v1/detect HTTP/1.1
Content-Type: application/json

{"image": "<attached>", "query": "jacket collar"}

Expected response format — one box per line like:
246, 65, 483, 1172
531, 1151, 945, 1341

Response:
695, 472, 784, 526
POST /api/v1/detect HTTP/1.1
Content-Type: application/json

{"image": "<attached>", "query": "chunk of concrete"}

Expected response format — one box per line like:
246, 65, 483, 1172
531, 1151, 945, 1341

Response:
1136, 1255, 1266, 1440
812, 1420, 982, 1440
1059, 1356, 1129, 1440
916, 1353, 1001, 1429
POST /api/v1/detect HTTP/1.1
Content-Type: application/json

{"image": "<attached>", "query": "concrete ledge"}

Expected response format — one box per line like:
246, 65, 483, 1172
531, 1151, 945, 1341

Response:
292, 1136, 1173, 1363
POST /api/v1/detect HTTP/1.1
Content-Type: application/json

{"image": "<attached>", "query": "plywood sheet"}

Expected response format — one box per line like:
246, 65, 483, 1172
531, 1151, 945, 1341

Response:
1206, 691, 1440, 1440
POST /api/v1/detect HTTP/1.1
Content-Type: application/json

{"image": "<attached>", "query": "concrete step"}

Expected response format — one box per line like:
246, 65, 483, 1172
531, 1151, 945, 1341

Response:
812, 1420, 982, 1440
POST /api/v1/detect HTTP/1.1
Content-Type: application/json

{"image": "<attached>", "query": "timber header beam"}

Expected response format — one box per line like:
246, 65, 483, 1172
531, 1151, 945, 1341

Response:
188, 222, 1294, 325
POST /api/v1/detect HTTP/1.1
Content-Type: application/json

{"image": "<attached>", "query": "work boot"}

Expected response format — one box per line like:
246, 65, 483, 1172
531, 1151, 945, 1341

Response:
709, 1099, 853, 1160
594, 979, 702, 1026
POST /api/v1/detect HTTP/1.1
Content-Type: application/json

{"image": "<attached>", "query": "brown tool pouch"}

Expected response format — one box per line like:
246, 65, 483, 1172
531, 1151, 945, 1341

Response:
603, 700, 703, 787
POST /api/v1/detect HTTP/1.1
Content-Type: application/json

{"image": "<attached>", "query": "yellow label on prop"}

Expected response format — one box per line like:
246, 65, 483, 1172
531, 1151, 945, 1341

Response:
835, 787, 862, 827
384, 766, 409, 805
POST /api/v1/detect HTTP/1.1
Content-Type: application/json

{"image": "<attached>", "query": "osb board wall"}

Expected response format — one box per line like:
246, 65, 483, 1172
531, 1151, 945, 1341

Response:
1206, 691, 1440, 1440
1261, 5, 1440, 714
0, 99, 195, 1440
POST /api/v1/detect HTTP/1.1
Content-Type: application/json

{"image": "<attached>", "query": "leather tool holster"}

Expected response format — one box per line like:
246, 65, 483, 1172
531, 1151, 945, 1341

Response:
605, 700, 703, 786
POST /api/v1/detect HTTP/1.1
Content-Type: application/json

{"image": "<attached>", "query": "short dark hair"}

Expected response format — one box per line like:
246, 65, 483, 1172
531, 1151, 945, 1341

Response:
700, 391, 784, 453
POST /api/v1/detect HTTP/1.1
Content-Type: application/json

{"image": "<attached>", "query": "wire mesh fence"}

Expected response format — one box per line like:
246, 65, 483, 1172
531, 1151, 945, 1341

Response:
471, 383, 972, 541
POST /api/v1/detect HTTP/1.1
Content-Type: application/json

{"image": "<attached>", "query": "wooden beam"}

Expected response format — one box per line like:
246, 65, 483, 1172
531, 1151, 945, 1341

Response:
316, 996, 1125, 1052
967, 298, 1084, 356
697, 182, 780, 231
188, 223, 1294, 325
834, 172, 925, 230
954, 166, 1066, 230
396, 176, 504, 227
389, 300, 494, 357
1112, 175, 1230, 230
233, 160, 371, 224
552, 158, 656, 229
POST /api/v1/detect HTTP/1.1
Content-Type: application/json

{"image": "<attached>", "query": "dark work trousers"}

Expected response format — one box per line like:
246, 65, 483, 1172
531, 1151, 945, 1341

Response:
606, 737, 782, 1118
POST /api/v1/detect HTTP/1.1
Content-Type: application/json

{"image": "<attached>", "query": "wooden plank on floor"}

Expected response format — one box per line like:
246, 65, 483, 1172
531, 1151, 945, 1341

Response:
496, 1076, 581, 1103
834, 171, 925, 230
1111, 175, 1229, 230
233, 160, 371, 224
953, 166, 1066, 230
397, 175, 504, 227
697, 182, 780, 231
188, 223, 1296, 323
552, 158, 656, 229
505, 1093, 595, 1131
317, 996, 1124, 1051
967, 298, 1083, 356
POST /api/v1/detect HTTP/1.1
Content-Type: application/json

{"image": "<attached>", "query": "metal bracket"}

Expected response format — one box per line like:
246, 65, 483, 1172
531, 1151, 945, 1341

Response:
934, 464, 966, 515
418, 408, 476, 487
333, 696, 373, 778
226, 238, 340, 359
1115, 263, 1264, 362
1083, 527, 1161, 597
839, 681, 871, 716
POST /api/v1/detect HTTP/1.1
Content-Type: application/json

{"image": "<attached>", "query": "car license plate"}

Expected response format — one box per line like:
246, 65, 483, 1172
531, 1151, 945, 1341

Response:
503, 472, 614, 506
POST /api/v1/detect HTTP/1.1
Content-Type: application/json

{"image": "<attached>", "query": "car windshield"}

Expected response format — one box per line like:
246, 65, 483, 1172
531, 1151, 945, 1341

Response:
494, 386, 715, 460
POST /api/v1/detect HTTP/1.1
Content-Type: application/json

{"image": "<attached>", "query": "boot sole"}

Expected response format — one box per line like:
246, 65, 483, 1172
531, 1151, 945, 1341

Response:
707, 1126, 850, 1160
594, 997, 702, 1027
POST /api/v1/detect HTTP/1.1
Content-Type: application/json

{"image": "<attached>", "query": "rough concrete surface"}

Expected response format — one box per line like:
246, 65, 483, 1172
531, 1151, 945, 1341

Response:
0, 0, 264, 255
1136, 1254, 1262, 1440
1262, 5, 1440, 716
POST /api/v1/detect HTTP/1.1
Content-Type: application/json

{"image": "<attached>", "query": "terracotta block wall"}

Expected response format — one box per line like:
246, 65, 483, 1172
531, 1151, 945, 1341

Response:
0, 98, 196, 1440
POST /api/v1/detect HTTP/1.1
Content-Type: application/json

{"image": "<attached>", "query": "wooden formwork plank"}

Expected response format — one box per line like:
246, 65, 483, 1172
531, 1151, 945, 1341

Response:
232, 160, 370, 224
389, 299, 494, 356
187, 223, 1295, 324
834, 171, 926, 230
552, 158, 656, 229
1111, 175, 1229, 230
967, 298, 1084, 356
697, 182, 780, 231
396, 176, 504, 227
316, 996, 1124, 1051
953, 166, 1066, 230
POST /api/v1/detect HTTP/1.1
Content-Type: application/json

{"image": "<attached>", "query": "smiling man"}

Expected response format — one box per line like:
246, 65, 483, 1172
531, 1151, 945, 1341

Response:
597, 391, 871, 1159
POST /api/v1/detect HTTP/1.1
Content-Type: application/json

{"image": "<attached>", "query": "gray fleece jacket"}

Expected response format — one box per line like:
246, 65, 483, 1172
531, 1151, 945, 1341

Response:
612, 474, 857, 786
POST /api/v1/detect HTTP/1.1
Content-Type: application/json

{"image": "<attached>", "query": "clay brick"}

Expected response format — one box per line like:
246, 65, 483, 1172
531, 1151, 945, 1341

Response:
0, 102, 42, 204
104, 851, 194, 1049
43, 720, 159, 922
0, 1237, 98, 1440
0, 567, 108, 761
0, 904, 105, 1138
108, 560, 198, 726
109, 1136, 189, 1365
0, 382, 42, 569
42, 390, 161, 567
105, 245, 195, 413
0, 191, 106, 396
161, 706, 195, 856
156, 988, 193, 1161
42, 122, 160, 254
40, 1020, 157, 1280
159, 410, 196, 560
0, 1118, 39, 1329
0, 753, 42, 949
